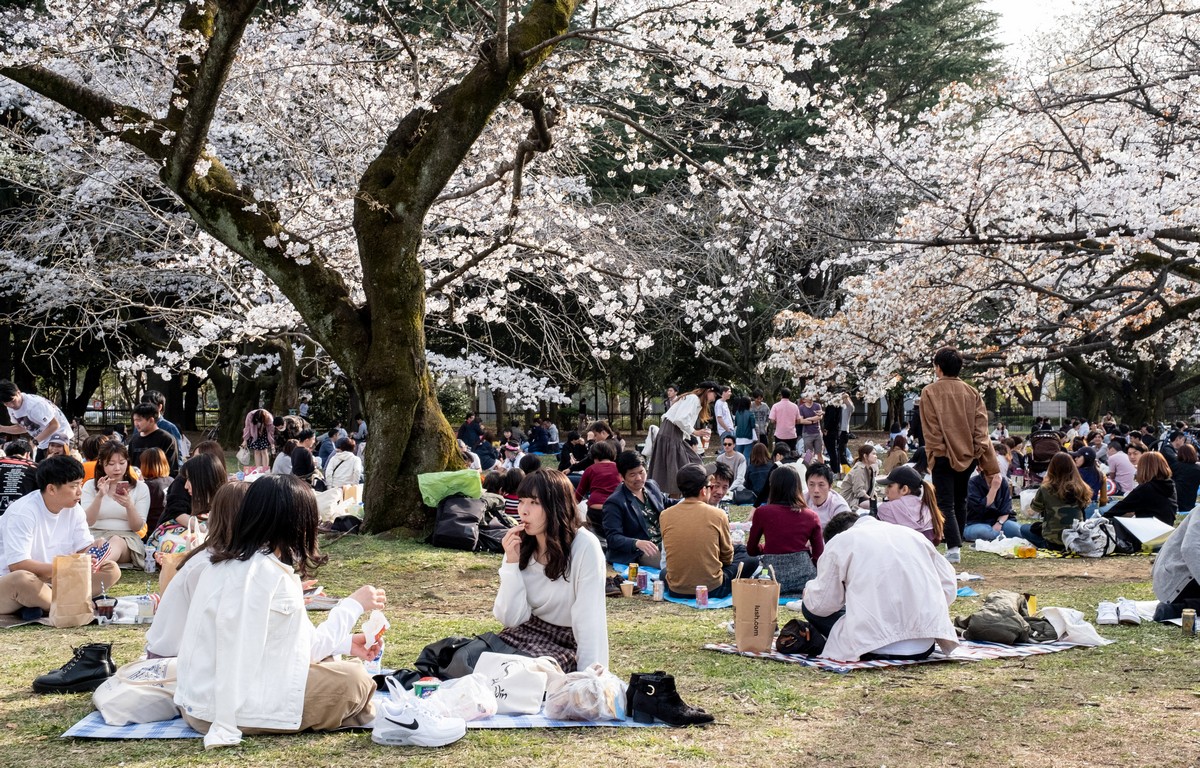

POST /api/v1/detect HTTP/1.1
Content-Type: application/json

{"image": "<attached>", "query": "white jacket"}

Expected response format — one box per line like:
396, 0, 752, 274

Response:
175, 552, 363, 748
324, 451, 363, 489
802, 516, 958, 661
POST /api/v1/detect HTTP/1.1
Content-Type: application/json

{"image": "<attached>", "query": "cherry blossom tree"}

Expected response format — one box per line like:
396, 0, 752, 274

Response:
767, 0, 1200, 423
1, 0, 868, 529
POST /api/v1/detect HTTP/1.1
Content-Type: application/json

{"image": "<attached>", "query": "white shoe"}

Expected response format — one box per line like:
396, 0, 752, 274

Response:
1096, 601, 1118, 625
944, 548, 961, 564
373, 681, 467, 748
785, 600, 805, 612
1116, 597, 1141, 626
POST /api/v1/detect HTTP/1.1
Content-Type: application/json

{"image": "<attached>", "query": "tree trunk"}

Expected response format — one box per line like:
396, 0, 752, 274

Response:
209, 363, 261, 448
271, 339, 299, 416
493, 389, 508, 435
181, 370, 203, 431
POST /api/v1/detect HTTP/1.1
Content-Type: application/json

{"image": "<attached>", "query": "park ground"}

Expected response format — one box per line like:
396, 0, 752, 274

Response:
0, 530, 1196, 767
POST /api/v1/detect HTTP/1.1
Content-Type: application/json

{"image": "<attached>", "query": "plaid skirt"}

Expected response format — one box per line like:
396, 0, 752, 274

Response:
497, 615, 578, 672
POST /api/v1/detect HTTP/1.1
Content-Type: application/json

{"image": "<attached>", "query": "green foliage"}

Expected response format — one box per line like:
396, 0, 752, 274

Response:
437, 383, 473, 424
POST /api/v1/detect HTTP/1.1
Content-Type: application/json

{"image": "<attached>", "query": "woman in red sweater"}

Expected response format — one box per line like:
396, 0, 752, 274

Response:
747, 466, 824, 594
576, 440, 621, 537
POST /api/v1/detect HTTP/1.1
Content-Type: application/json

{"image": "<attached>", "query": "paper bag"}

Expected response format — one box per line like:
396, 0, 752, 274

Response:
732, 563, 779, 652
50, 553, 95, 628
158, 552, 187, 594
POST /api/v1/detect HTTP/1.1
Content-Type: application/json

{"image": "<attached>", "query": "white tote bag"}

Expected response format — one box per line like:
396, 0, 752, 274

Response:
473, 652, 564, 715
92, 657, 179, 725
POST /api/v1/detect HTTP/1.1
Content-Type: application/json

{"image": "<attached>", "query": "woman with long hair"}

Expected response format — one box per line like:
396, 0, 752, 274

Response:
745, 442, 773, 503
149, 454, 228, 555
145, 481, 250, 658
1104, 451, 1178, 525
495, 469, 607, 672
876, 465, 946, 544
176, 475, 386, 748
647, 381, 717, 497
881, 435, 909, 475
139, 447, 174, 534
746, 466, 823, 594
242, 408, 274, 471
82, 441, 151, 569
1020, 452, 1092, 550
1173, 444, 1200, 514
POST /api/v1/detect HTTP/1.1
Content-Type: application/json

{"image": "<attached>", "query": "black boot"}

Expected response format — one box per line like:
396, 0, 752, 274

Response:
628, 671, 714, 726
32, 643, 116, 694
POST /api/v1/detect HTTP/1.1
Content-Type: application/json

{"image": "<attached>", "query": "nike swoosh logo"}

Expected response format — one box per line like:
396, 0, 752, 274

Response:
385, 716, 420, 730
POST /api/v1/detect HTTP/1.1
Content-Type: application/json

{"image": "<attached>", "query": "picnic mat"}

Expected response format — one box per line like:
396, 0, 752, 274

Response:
64, 698, 662, 739
614, 563, 798, 609
702, 639, 1085, 674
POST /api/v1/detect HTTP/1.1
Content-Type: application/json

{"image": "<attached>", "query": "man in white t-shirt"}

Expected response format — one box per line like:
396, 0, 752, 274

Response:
0, 381, 72, 452
714, 387, 734, 438
0, 456, 120, 615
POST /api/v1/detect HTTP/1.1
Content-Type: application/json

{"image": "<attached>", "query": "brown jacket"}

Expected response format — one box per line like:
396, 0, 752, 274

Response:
661, 498, 733, 592
919, 376, 999, 476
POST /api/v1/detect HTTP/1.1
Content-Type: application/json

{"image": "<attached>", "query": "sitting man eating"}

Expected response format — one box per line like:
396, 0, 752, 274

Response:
0, 456, 121, 616
801, 511, 958, 661
660, 464, 758, 600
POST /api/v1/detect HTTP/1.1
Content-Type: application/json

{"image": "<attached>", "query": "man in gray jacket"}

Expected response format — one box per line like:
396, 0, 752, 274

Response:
1152, 510, 1200, 621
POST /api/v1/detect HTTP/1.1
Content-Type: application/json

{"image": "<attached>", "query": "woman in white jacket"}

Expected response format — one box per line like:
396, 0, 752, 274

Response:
175, 475, 386, 749
323, 437, 364, 490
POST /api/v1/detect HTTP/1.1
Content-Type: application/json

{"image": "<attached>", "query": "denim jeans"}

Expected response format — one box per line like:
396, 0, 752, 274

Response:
1017, 523, 1060, 550
963, 520, 1022, 541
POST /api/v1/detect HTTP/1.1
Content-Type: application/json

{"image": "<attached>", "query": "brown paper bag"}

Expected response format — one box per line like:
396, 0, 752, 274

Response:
732, 563, 780, 652
158, 552, 187, 594
50, 553, 95, 628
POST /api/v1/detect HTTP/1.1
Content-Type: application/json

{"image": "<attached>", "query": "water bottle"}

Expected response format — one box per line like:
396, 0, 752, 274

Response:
144, 549, 158, 573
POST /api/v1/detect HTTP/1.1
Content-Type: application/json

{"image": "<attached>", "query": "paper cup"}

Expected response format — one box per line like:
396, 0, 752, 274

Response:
620, 581, 634, 598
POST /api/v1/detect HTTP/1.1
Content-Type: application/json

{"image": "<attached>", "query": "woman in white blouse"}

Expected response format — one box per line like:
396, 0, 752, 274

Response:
494, 469, 607, 672
647, 381, 717, 497
82, 441, 151, 569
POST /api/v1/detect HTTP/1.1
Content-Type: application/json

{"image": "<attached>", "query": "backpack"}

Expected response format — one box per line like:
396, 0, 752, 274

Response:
430, 495, 488, 551
1062, 517, 1118, 557
954, 590, 1058, 644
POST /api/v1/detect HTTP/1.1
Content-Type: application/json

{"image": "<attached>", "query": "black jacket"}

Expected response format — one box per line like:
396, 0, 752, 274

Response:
1104, 478, 1178, 526
1172, 462, 1199, 513
601, 481, 675, 564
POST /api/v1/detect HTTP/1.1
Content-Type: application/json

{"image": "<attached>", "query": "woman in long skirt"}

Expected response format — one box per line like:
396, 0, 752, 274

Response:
648, 382, 717, 497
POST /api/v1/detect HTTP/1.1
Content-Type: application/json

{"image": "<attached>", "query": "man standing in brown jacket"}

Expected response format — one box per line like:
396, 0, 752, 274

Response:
920, 347, 999, 564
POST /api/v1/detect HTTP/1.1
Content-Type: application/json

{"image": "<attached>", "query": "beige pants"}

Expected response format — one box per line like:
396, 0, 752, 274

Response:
0, 561, 122, 614
182, 660, 376, 735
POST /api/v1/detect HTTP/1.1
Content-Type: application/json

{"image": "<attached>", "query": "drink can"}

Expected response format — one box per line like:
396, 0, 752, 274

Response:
627, 563, 638, 584
636, 571, 648, 592
1183, 609, 1196, 637
695, 585, 708, 608
652, 580, 664, 602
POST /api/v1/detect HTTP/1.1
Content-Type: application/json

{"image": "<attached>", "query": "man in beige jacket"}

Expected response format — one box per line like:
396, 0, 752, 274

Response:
919, 347, 999, 563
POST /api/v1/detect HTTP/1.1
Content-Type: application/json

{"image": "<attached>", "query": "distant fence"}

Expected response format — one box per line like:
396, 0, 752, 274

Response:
82, 407, 221, 429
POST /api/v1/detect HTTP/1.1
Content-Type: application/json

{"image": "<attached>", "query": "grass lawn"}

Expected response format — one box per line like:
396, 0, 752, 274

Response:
0, 528, 1195, 768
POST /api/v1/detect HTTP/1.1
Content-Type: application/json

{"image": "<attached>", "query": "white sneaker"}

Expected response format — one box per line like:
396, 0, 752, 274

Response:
944, 548, 961, 564
373, 682, 467, 748
1096, 601, 1118, 625
1116, 597, 1141, 626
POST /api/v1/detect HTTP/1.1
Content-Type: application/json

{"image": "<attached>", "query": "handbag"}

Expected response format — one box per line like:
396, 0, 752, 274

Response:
49, 553, 95, 628
473, 652, 565, 715
236, 445, 252, 465
731, 562, 780, 653
757, 550, 816, 595
414, 632, 526, 680
776, 618, 827, 656
92, 657, 178, 725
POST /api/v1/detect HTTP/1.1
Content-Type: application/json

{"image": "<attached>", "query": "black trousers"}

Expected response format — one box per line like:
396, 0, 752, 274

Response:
931, 456, 975, 549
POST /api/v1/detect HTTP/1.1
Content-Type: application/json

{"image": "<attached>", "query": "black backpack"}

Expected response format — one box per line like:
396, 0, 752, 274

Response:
430, 494, 488, 551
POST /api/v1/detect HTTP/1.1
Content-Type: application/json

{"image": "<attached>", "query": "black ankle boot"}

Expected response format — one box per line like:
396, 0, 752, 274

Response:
628, 672, 714, 726
33, 643, 116, 694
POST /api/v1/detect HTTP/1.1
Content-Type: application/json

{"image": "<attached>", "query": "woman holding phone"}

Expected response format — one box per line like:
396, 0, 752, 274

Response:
494, 469, 608, 672
82, 441, 151, 569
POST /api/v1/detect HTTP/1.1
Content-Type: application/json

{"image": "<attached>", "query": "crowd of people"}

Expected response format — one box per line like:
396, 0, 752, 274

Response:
2, 356, 1199, 746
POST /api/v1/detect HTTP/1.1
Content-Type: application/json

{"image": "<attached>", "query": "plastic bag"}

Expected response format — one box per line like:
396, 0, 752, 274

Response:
972, 535, 1033, 557
416, 470, 483, 508
425, 673, 497, 721
543, 663, 626, 722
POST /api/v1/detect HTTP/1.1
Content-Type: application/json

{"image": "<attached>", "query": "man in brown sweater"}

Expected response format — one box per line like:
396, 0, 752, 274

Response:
920, 347, 1000, 564
661, 464, 759, 599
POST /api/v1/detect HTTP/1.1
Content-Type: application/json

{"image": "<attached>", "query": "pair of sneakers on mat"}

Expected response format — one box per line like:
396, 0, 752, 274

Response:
1096, 598, 1140, 626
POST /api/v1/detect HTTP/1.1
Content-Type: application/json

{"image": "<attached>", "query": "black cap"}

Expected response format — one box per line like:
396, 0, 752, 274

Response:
877, 465, 924, 493
1071, 446, 1096, 463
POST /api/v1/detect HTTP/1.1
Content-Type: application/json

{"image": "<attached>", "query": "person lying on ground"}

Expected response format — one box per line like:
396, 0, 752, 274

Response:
495, 469, 607, 672
801, 511, 958, 662
176, 474, 386, 749
0, 456, 121, 615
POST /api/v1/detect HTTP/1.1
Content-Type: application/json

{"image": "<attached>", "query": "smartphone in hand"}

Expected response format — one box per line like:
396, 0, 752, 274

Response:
114, 481, 130, 495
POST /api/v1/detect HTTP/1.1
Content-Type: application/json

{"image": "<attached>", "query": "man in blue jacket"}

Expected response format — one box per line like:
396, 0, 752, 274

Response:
602, 451, 678, 566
